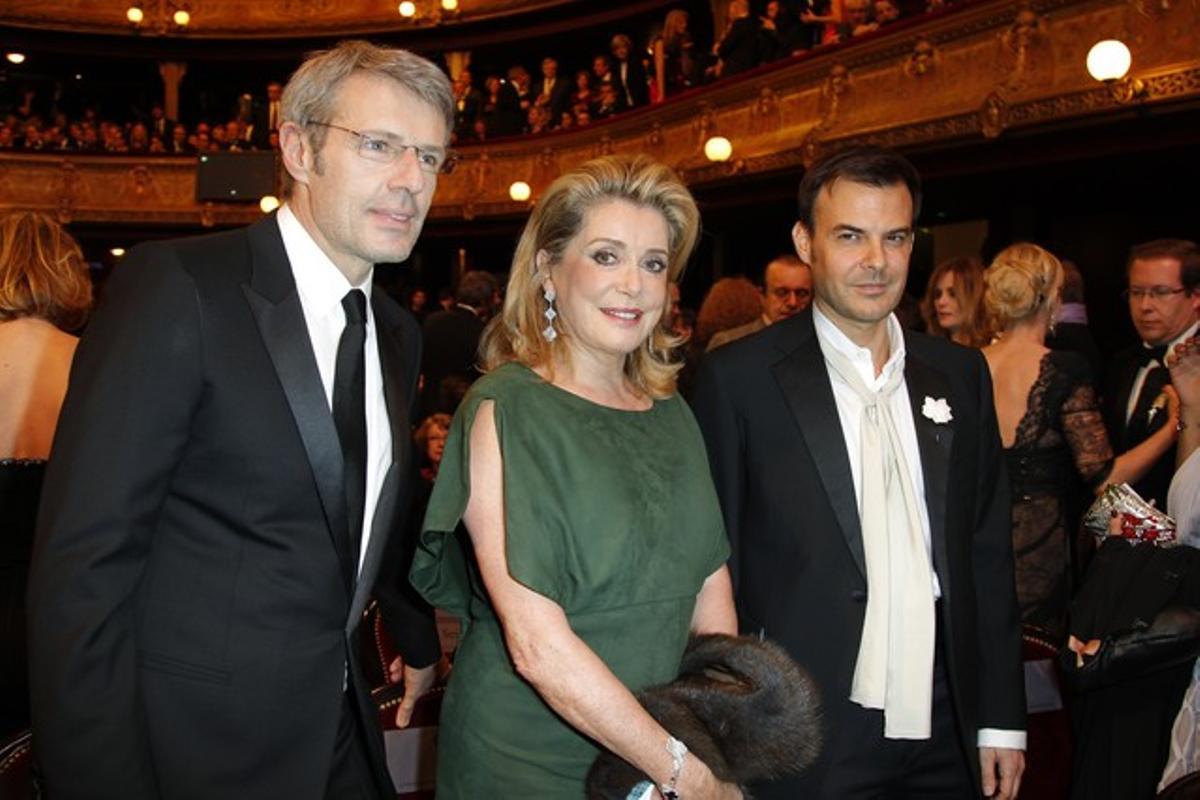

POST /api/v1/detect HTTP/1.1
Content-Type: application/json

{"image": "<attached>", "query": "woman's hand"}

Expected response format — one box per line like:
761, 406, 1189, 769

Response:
1167, 336, 1200, 410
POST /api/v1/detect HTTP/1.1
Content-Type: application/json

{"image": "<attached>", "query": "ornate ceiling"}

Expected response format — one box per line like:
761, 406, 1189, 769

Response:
1, 0, 625, 39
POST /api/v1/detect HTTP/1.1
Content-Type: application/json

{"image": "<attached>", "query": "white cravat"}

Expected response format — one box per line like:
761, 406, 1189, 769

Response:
816, 307, 935, 739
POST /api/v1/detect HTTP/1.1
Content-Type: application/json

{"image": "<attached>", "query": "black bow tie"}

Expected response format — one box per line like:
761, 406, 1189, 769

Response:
1138, 345, 1169, 367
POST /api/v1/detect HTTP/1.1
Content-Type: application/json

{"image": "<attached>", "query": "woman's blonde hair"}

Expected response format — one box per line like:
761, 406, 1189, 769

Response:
984, 242, 1063, 331
920, 256, 989, 347
0, 211, 93, 331
480, 154, 700, 399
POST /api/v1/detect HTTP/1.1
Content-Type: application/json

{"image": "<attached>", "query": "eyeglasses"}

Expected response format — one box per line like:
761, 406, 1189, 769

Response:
308, 121, 457, 175
1124, 286, 1188, 302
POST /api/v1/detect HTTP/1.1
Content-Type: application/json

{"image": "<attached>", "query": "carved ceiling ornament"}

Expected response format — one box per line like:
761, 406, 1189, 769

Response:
997, 4, 1051, 91
979, 90, 1010, 138
904, 39, 939, 78
644, 121, 665, 152
818, 64, 850, 125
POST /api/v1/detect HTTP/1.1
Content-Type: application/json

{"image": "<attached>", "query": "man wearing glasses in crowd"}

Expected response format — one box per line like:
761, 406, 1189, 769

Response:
28, 41, 454, 800
1104, 239, 1200, 509
708, 254, 814, 350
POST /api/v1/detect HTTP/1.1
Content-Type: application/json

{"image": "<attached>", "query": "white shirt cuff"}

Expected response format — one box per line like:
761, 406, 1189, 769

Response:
977, 728, 1026, 750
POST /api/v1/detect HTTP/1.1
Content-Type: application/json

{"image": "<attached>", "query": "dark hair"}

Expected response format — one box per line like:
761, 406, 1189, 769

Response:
796, 145, 922, 231
1060, 260, 1085, 304
1127, 239, 1200, 293
455, 270, 500, 308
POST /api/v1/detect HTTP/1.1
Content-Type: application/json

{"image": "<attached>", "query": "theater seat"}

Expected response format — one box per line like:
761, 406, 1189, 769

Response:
0, 729, 36, 800
363, 600, 443, 800
1021, 625, 1072, 800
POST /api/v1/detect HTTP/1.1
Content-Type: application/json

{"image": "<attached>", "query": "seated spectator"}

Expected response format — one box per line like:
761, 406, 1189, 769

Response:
659, 9, 701, 96
758, 0, 788, 63
571, 69, 595, 115
452, 70, 482, 143
845, 0, 879, 36
594, 84, 622, 120
590, 54, 626, 112
508, 65, 534, 119
167, 122, 192, 154
481, 74, 522, 138
0, 126, 14, 149
712, 0, 761, 79
610, 33, 650, 108
127, 122, 151, 153
873, 0, 901, 25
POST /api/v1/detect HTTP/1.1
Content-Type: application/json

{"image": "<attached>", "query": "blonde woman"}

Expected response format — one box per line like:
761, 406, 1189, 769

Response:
411, 155, 739, 798
982, 243, 1177, 636
0, 211, 92, 736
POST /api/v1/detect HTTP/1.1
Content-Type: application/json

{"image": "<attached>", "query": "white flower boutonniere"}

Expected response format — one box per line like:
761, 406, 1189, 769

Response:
922, 396, 953, 424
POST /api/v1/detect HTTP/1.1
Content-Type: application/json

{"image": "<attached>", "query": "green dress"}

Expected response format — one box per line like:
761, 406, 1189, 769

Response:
410, 362, 730, 798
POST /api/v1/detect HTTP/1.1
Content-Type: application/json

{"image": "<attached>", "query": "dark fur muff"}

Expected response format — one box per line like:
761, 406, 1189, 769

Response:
585, 633, 822, 799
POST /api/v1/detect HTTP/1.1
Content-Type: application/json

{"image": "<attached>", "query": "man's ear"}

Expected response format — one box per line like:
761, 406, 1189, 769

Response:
791, 221, 813, 266
278, 122, 312, 187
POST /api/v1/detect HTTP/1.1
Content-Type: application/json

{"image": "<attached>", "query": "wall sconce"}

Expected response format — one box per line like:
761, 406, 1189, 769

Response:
704, 136, 733, 162
509, 181, 532, 202
259, 196, 281, 214
5, 52, 25, 65
1086, 39, 1147, 103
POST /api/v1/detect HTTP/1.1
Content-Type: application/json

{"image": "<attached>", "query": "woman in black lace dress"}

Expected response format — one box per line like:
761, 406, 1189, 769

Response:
0, 211, 93, 737
982, 243, 1178, 638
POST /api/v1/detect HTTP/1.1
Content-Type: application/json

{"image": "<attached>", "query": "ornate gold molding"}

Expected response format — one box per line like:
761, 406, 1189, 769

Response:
2, 0, 1197, 224
1, 0, 576, 38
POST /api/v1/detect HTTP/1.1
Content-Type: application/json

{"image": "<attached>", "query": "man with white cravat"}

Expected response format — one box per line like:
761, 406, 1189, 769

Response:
693, 145, 1025, 799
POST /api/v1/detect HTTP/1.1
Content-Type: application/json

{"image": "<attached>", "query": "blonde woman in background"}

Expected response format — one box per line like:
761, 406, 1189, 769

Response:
982, 242, 1177, 637
0, 211, 92, 737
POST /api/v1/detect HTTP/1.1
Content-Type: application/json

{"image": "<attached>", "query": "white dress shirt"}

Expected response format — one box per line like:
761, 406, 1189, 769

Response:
813, 304, 1026, 750
277, 204, 392, 574
1126, 321, 1199, 423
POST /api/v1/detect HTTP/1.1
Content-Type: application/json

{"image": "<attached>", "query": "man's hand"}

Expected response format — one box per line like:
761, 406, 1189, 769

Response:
391, 656, 450, 728
980, 746, 1024, 799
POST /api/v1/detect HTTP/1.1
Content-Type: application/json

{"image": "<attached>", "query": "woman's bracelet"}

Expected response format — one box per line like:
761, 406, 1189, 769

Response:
659, 736, 688, 799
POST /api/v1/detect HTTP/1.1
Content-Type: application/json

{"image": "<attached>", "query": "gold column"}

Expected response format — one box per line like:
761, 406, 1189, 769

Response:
158, 61, 187, 122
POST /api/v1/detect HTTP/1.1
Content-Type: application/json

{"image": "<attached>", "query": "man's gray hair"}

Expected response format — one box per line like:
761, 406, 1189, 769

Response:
281, 40, 454, 153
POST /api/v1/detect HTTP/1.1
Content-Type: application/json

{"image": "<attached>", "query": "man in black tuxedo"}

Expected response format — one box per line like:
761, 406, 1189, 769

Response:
1103, 238, 1199, 510
693, 146, 1025, 799
534, 57, 571, 128
419, 269, 498, 416
27, 41, 455, 800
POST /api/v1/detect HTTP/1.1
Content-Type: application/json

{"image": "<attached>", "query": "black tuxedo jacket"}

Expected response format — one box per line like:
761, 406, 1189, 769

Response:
419, 306, 485, 415
1103, 344, 1177, 509
692, 310, 1024, 797
27, 215, 439, 799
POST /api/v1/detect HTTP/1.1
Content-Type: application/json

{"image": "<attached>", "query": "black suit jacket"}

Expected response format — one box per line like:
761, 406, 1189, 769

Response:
692, 310, 1024, 797
419, 306, 485, 415
614, 57, 650, 108
717, 17, 763, 77
1103, 345, 1177, 509
27, 215, 439, 800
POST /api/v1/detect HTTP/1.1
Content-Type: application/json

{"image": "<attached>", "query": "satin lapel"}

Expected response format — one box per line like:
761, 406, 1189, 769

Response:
771, 314, 866, 579
1112, 355, 1141, 446
903, 345, 955, 597
241, 216, 353, 588
348, 297, 413, 622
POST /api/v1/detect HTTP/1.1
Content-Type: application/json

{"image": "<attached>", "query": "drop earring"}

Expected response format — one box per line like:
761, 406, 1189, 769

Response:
542, 286, 558, 342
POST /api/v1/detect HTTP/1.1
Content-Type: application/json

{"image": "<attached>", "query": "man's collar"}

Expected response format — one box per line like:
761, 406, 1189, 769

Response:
277, 204, 372, 316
